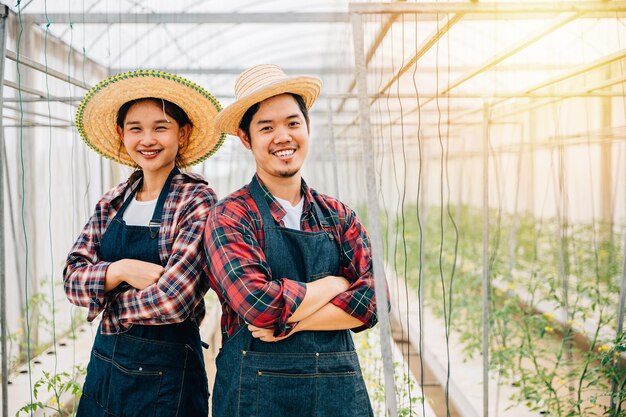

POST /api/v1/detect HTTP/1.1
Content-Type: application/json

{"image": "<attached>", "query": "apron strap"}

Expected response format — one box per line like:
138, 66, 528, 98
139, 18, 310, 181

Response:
113, 167, 180, 239
249, 176, 276, 227
249, 175, 331, 231
115, 178, 142, 218
149, 167, 180, 238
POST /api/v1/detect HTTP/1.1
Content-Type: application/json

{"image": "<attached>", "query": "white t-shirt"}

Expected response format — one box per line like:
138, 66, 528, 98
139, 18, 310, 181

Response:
122, 196, 158, 226
274, 195, 304, 231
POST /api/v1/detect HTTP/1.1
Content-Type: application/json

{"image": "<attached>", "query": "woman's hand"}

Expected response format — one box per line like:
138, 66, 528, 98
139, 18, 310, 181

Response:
105, 259, 164, 291
247, 324, 296, 343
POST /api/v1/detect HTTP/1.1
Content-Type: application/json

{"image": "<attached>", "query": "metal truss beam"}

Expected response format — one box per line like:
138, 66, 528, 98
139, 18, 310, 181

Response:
339, 12, 463, 137
337, 0, 407, 113
2, 96, 81, 103
479, 47, 626, 120
115, 67, 361, 75
350, 2, 626, 15
2, 90, 621, 105
5, 50, 91, 90
2, 103, 72, 124
378, 13, 464, 95
526, 48, 626, 94
24, 12, 351, 24
23, 8, 626, 25
414, 12, 580, 111
397, 47, 626, 124
115, 63, 604, 76
3, 80, 79, 105
493, 75, 626, 119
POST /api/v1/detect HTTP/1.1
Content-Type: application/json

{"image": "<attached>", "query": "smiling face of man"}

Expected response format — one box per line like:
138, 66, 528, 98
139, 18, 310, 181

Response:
238, 93, 310, 187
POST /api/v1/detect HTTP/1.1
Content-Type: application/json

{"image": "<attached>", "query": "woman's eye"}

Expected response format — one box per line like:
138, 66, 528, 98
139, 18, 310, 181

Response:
289, 121, 300, 127
260, 126, 272, 132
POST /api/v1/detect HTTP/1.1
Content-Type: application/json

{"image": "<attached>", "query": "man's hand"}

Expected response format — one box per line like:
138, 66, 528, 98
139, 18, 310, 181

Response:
105, 259, 164, 292
248, 324, 296, 343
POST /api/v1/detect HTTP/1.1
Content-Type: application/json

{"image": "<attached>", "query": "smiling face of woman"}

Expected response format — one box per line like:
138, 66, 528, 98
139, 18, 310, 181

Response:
116, 99, 190, 178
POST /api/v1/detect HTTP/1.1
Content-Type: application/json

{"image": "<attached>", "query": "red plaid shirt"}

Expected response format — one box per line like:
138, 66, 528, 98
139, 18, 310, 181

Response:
204, 175, 380, 338
64, 172, 215, 335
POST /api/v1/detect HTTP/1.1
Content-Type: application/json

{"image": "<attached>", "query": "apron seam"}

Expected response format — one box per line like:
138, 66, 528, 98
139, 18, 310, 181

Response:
173, 346, 189, 417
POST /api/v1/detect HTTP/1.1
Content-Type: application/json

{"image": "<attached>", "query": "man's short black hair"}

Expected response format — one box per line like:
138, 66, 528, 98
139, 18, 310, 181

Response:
238, 93, 309, 140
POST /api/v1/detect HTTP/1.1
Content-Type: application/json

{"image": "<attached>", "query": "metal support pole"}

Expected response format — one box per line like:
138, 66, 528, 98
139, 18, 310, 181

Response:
482, 100, 491, 417
0, 5, 10, 417
611, 151, 626, 415
351, 12, 398, 417
326, 98, 341, 199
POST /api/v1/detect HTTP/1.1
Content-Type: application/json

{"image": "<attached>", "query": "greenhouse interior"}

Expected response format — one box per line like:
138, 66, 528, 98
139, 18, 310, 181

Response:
0, 0, 625, 416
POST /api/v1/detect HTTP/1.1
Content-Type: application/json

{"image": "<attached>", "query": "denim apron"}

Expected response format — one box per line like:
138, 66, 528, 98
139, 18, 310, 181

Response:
77, 168, 209, 417
212, 177, 373, 417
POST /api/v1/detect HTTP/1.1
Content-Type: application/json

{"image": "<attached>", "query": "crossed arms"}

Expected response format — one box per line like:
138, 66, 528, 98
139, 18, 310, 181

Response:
204, 200, 380, 342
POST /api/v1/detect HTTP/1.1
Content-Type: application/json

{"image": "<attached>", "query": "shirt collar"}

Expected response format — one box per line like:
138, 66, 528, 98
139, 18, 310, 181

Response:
254, 174, 315, 224
110, 170, 205, 207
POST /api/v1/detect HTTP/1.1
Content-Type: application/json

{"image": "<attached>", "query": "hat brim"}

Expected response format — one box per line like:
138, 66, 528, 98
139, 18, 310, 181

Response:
214, 75, 321, 136
76, 70, 225, 168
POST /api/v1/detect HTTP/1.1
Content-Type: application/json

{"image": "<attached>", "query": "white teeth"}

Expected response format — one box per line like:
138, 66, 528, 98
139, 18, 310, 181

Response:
274, 149, 295, 157
140, 150, 159, 156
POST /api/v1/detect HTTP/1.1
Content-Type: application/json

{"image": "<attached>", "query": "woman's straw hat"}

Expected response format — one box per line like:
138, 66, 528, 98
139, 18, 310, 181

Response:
215, 64, 322, 136
76, 70, 225, 168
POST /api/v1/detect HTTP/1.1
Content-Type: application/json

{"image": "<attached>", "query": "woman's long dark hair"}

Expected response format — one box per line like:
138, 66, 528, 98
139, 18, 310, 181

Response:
116, 97, 192, 185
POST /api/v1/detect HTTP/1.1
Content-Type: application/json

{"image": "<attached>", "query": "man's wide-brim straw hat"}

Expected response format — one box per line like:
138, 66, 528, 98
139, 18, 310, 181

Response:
76, 70, 225, 168
215, 64, 322, 136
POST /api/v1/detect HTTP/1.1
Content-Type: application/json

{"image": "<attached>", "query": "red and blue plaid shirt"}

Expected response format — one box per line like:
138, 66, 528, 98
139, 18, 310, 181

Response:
63, 172, 216, 335
204, 175, 380, 338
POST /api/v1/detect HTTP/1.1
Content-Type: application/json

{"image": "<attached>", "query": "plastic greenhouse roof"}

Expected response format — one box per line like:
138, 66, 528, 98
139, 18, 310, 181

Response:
5, 0, 626, 141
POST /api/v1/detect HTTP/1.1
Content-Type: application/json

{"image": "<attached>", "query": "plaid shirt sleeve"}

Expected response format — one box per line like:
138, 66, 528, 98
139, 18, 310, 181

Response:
204, 202, 307, 334
113, 185, 215, 325
328, 203, 382, 332
63, 191, 117, 322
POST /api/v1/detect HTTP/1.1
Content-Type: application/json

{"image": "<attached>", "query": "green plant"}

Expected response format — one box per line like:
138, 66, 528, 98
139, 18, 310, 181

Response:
17, 365, 85, 417
382, 203, 625, 416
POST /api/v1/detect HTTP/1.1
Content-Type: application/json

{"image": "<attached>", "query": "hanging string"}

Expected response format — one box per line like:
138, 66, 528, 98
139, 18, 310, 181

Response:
371, 12, 391, 266
383, 13, 407, 410
15, 1, 34, 415
369, 20, 393, 404
393, 13, 413, 412
42, 0, 60, 410
434, 10, 455, 417
442, 14, 460, 417
66, 4, 81, 415
411, 11, 427, 417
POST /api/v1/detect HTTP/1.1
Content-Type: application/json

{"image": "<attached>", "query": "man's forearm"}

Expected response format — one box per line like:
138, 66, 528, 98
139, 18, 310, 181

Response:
287, 275, 349, 323
296, 302, 363, 331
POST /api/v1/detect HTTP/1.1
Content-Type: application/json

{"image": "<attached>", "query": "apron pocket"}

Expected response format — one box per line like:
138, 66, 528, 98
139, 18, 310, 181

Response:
81, 349, 112, 410
317, 371, 357, 417
93, 349, 163, 417
257, 371, 316, 416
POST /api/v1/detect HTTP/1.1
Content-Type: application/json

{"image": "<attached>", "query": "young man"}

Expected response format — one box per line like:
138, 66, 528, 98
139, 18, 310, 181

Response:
206, 64, 381, 417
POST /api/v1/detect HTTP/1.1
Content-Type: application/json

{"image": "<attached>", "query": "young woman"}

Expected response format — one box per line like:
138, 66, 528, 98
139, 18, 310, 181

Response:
64, 70, 224, 417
